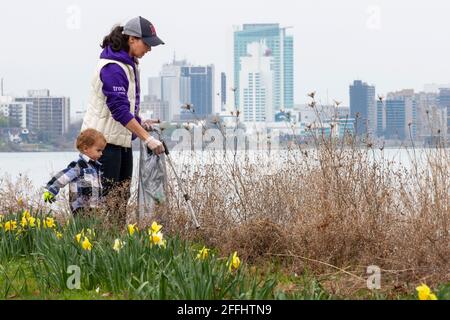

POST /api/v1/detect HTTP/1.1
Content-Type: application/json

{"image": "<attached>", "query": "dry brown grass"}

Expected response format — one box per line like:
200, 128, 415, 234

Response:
145, 105, 449, 291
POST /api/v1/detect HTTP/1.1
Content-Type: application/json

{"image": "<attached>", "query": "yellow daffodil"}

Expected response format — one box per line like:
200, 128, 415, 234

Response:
150, 231, 165, 247
151, 221, 162, 233
86, 228, 95, 237
75, 229, 86, 242
81, 237, 92, 251
416, 284, 438, 300
196, 246, 210, 260
22, 210, 31, 219
228, 251, 241, 272
43, 217, 56, 229
28, 216, 36, 228
21, 216, 28, 228
127, 223, 138, 236
17, 197, 24, 207
56, 231, 63, 239
113, 239, 124, 252
4, 220, 17, 232
20, 211, 36, 228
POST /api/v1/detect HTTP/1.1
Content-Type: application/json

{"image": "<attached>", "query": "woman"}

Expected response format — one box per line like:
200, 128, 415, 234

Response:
81, 16, 165, 223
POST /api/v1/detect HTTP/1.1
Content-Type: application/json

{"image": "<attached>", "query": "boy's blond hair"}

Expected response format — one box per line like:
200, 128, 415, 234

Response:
76, 129, 107, 152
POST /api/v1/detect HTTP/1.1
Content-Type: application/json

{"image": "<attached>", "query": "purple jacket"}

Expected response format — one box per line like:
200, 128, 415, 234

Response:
99, 46, 141, 140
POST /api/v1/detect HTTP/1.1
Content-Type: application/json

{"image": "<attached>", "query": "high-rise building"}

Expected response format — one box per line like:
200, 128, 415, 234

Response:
239, 41, 273, 124
385, 90, 416, 140
349, 80, 376, 136
438, 88, 450, 138
220, 72, 227, 111
415, 91, 441, 142
149, 60, 214, 122
385, 100, 406, 140
180, 65, 214, 120
148, 77, 162, 100
0, 104, 7, 117
0, 101, 31, 128
234, 24, 294, 116
140, 95, 169, 122
15, 89, 70, 141
0, 96, 14, 125
159, 60, 190, 122
376, 99, 386, 137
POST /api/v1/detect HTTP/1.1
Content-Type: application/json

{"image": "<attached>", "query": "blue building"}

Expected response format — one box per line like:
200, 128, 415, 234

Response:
234, 24, 294, 115
180, 65, 214, 120
349, 80, 376, 136
337, 117, 355, 138
385, 100, 406, 140
385, 90, 417, 141
376, 100, 385, 137
220, 72, 227, 111
439, 88, 450, 137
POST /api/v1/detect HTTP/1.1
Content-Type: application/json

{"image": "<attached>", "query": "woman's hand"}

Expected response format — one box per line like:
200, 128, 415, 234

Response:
142, 119, 161, 130
125, 118, 164, 154
145, 136, 165, 155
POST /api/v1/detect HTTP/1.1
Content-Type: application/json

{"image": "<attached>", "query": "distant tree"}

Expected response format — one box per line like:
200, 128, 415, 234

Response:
66, 120, 83, 141
0, 115, 8, 128
50, 120, 83, 150
36, 130, 51, 143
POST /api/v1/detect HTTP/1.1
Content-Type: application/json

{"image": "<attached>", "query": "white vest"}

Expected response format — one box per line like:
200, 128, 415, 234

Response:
82, 59, 137, 148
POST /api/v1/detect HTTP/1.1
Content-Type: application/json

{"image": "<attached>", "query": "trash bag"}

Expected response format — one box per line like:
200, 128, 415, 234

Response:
137, 127, 167, 220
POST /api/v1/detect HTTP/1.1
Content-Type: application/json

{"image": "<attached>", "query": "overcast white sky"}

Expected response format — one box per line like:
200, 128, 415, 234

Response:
1, 0, 450, 117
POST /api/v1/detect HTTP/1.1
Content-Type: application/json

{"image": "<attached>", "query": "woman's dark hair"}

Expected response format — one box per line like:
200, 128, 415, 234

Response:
101, 25, 130, 52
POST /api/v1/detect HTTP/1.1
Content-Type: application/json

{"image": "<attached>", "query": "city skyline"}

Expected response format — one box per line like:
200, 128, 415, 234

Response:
2, 0, 450, 119
1, 80, 450, 145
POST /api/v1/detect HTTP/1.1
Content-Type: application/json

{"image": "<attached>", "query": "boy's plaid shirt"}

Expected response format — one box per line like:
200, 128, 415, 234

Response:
45, 154, 103, 212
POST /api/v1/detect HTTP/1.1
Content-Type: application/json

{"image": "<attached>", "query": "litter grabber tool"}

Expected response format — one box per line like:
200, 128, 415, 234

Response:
160, 140, 201, 229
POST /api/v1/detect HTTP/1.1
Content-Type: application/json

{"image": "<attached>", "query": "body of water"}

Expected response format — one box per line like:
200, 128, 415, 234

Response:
0, 148, 435, 191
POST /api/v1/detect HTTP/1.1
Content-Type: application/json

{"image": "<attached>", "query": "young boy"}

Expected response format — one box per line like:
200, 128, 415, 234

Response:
43, 129, 107, 216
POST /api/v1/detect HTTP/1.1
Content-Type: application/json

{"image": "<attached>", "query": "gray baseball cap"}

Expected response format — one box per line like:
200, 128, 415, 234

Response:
123, 16, 165, 47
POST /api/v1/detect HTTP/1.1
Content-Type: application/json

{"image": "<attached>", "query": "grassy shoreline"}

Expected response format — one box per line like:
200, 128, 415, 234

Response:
0, 211, 448, 300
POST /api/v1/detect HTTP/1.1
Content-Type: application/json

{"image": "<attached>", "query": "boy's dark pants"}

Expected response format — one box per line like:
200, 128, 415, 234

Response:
98, 143, 133, 224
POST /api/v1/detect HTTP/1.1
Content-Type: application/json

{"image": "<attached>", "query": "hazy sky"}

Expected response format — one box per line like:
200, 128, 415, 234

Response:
1, 0, 450, 117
